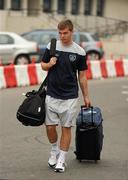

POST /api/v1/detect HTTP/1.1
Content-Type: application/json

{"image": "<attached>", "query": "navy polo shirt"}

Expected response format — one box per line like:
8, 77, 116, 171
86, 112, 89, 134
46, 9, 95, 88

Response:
42, 40, 88, 99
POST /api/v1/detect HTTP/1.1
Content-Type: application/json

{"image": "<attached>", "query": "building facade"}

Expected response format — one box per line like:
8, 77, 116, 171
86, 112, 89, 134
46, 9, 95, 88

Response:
0, 0, 128, 34
0, 0, 128, 57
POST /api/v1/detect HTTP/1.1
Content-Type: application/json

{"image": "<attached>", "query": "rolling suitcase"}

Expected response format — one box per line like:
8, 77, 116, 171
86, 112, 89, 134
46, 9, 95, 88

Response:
74, 106, 104, 162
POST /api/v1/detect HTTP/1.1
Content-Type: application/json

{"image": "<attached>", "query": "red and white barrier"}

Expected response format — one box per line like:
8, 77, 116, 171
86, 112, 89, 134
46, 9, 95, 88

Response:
0, 59, 128, 89
0, 64, 47, 89
86, 59, 128, 79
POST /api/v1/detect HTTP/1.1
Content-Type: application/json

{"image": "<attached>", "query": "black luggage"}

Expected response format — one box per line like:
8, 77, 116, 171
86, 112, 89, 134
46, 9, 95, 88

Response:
74, 106, 104, 162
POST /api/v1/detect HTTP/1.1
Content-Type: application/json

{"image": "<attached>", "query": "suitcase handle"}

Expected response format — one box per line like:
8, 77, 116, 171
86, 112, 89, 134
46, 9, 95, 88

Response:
81, 106, 94, 126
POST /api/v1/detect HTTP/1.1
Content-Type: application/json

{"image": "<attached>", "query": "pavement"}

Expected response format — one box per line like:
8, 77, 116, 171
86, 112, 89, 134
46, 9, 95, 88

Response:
0, 77, 128, 180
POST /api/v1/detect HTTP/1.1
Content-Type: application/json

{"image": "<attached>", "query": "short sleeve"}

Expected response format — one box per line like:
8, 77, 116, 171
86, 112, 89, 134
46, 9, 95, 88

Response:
42, 48, 50, 63
77, 55, 88, 71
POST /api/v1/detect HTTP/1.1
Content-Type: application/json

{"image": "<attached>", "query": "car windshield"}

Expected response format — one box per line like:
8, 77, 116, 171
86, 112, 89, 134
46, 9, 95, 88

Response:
91, 33, 100, 41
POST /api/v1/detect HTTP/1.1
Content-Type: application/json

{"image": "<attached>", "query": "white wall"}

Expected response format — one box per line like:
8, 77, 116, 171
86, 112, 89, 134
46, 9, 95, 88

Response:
104, 0, 128, 21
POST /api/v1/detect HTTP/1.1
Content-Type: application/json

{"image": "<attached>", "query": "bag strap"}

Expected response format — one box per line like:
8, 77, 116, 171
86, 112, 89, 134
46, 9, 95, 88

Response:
37, 76, 47, 93
81, 105, 94, 126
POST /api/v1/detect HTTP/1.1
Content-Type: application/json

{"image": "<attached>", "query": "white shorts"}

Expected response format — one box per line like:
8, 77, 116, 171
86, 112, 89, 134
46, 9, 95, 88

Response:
45, 95, 79, 127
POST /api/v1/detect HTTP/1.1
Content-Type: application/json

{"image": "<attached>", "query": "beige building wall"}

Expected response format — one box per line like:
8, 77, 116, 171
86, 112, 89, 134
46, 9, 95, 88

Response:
104, 0, 128, 21
0, 11, 7, 31
0, 0, 128, 32
0, 0, 128, 57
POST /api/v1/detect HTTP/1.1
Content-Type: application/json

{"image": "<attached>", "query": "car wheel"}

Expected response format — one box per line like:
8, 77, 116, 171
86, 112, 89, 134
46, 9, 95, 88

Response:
86, 52, 101, 60
15, 55, 31, 65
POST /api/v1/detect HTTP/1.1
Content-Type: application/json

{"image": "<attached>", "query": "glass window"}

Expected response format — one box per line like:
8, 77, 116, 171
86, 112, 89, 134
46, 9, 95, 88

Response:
73, 34, 77, 41
23, 33, 40, 43
11, 0, 21, 10
84, 0, 92, 15
91, 33, 100, 41
71, 0, 79, 15
80, 34, 89, 42
97, 0, 105, 16
0, 0, 4, 9
0, 35, 14, 44
40, 33, 58, 45
43, 0, 51, 13
58, 0, 65, 14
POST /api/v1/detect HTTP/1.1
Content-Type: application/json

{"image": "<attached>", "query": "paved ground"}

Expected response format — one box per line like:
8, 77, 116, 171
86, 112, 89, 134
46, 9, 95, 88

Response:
0, 77, 128, 180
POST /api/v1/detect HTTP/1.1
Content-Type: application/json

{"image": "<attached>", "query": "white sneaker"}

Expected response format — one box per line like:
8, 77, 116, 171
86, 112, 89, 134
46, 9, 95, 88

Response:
54, 161, 66, 173
48, 152, 59, 168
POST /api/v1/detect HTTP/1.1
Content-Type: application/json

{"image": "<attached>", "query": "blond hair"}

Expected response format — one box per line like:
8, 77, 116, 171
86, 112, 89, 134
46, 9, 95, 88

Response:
58, 19, 74, 31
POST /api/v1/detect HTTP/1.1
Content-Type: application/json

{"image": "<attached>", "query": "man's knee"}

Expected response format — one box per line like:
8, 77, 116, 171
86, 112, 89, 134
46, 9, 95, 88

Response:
46, 125, 56, 131
62, 127, 71, 134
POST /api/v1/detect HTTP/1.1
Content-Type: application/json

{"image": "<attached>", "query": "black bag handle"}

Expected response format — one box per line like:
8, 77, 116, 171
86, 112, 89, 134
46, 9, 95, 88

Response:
81, 105, 94, 126
38, 38, 57, 93
50, 38, 57, 57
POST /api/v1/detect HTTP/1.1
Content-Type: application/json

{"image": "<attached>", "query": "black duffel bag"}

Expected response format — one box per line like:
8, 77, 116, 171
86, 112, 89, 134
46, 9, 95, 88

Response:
16, 77, 47, 126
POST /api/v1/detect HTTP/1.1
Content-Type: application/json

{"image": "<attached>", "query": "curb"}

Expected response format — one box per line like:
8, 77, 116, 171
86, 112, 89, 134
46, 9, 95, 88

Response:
0, 60, 128, 89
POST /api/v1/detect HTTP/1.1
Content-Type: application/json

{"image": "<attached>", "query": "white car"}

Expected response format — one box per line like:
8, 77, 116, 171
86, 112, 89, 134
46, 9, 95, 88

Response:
0, 32, 38, 65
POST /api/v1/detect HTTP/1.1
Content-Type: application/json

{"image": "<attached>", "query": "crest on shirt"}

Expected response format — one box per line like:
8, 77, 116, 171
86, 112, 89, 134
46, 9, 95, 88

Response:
69, 54, 76, 62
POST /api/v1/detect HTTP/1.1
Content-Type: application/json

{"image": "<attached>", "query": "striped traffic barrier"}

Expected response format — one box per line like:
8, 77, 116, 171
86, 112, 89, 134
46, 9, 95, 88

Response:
0, 59, 128, 89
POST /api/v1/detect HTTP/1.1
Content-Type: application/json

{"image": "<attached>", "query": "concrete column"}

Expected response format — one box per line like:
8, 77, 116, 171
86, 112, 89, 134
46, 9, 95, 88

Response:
38, 0, 43, 15
22, 0, 28, 16
0, 0, 9, 31
51, 0, 58, 16
5, 0, 11, 10
65, 0, 72, 15
92, 0, 97, 16
79, 0, 85, 15
0, 0, 11, 31
22, 0, 27, 9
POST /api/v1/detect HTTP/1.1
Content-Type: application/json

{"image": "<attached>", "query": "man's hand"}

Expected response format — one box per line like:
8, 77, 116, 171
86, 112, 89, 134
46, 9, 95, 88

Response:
78, 70, 91, 108
41, 57, 57, 71
49, 57, 57, 67
84, 96, 91, 108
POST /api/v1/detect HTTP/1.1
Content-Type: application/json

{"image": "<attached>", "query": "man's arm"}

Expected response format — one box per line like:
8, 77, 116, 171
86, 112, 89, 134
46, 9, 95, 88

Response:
41, 57, 57, 71
78, 70, 91, 107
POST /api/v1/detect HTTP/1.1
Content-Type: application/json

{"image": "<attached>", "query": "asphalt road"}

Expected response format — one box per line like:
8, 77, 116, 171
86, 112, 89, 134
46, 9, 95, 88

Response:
0, 77, 128, 180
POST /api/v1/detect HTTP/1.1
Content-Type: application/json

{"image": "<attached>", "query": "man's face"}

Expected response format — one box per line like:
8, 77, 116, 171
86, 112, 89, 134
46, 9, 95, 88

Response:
58, 27, 73, 45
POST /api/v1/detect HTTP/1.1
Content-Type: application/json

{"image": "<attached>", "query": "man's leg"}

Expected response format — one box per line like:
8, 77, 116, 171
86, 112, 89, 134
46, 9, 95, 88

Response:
46, 125, 59, 167
60, 127, 71, 151
55, 127, 71, 172
46, 125, 58, 143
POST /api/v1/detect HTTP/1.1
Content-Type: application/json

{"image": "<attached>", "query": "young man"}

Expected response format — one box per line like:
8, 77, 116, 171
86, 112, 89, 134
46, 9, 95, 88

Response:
41, 19, 91, 172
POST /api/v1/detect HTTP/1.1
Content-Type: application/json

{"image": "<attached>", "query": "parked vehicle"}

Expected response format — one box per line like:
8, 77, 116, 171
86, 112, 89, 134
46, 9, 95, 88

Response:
74, 32, 104, 60
21, 29, 104, 61
0, 32, 38, 65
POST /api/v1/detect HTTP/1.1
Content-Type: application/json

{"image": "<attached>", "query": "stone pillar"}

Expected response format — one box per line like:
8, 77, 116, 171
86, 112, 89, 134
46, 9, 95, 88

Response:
22, 0, 28, 16
79, 0, 85, 15
0, 0, 11, 31
65, 0, 72, 15
5, 0, 11, 10
92, 0, 97, 16
51, 0, 58, 16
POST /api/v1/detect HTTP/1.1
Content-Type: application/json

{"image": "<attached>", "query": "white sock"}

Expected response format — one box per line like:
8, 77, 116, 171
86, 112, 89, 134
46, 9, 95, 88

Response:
57, 150, 68, 164
51, 142, 59, 154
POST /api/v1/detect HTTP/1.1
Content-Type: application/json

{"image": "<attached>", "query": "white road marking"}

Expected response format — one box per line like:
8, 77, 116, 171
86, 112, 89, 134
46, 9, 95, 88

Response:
122, 85, 128, 102
122, 85, 128, 89
122, 91, 128, 94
